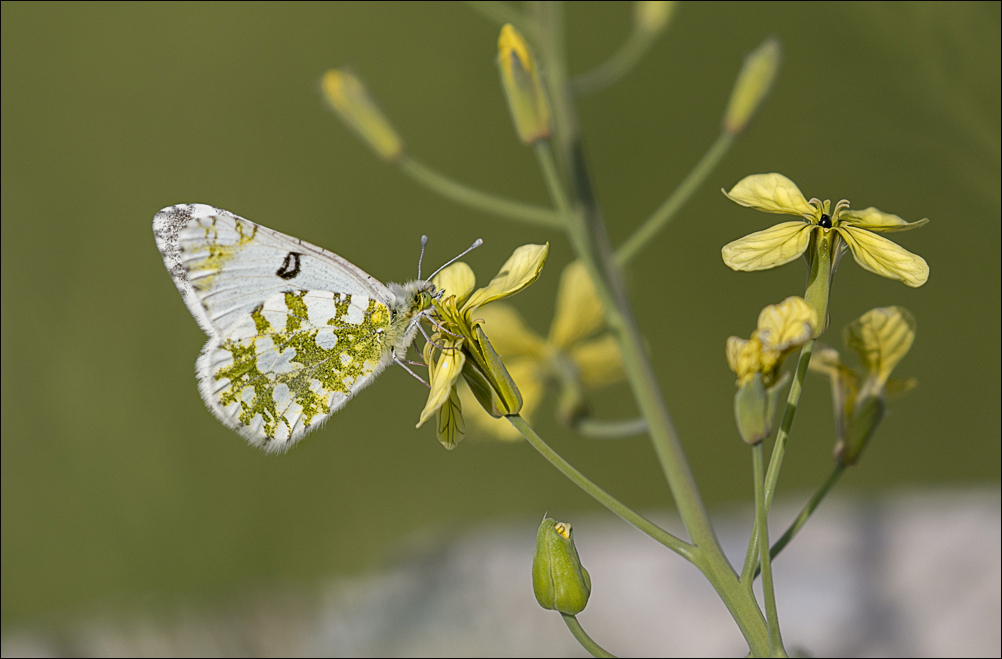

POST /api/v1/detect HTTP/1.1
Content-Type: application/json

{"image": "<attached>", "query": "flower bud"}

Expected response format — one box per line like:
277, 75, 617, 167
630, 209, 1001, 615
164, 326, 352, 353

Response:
532, 518, 591, 615
723, 37, 780, 135
634, 1, 676, 34
733, 371, 788, 444
834, 392, 885, 466
322, 69, 403, 162
497, 24, 552, 145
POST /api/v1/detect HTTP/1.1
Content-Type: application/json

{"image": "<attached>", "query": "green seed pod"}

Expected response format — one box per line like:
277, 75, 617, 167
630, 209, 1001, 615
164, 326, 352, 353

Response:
532, 518, 591, 615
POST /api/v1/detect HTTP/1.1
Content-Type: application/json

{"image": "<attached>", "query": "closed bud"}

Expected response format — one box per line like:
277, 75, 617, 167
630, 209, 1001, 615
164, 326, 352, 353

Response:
634, 1, 676, 34
532, 517, 591, 615
734, 372, 788, 444
723, 37, 780, 135
497, 24, 552, 145
834, 392, 885, 466
322, 69, 403, 162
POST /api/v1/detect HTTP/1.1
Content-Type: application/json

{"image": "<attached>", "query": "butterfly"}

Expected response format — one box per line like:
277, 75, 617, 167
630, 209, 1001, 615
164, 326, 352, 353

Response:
153, 204, 474, 452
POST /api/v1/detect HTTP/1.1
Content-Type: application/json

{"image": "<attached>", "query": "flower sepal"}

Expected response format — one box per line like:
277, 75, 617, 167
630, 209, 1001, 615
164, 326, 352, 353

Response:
734, 371, 789, 445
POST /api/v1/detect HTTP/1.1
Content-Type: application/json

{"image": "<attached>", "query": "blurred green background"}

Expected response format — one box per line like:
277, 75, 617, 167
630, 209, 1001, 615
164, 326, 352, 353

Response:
2, 1, 999, 629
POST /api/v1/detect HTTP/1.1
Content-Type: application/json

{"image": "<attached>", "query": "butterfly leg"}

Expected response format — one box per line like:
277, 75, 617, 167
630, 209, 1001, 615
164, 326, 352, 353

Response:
394, 356, 430, 388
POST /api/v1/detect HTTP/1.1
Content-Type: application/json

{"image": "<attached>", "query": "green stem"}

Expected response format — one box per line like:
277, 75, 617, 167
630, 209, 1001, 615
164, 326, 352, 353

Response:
615, 132, 734, 266
574, 416, 648, 439
534, 141, 572, 214
571, 26, 659, 96
398, 155, 564, 229
562, 614, 616, 658
532, 7, 769, 654
753, 444, 786, 657
753, 463, 846, 580
507, 414, 694, 560
741, 341, 815, 584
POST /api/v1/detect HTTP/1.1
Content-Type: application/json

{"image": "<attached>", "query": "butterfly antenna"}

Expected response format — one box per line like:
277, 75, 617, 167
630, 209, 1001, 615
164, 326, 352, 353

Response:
426, 238, 484, 282
417, 235, 429, 280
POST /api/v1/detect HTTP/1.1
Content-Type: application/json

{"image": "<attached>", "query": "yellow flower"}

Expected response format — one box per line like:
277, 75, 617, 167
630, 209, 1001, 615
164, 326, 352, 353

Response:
726, 296, 818, 387
810, 306, 917, 465
459, 261, 625, 441
321, 69, 403, 162
497, 24, 552, 145
721, 174, 929, 287
416, 244, 549, 448
727, 297, 818, 444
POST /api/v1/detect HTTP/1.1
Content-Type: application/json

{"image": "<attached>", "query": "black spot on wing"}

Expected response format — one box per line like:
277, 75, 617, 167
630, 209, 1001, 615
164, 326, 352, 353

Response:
276, 251, 302, 280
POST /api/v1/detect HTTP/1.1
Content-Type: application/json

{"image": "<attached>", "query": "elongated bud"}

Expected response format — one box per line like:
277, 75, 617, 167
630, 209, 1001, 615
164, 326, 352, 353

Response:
497, 24, 552, 145
723, 37, 780, 135
322, 69, 403, 162
835, 391, 885, 466
532, 518, 591, 615
634, 1, 676, 34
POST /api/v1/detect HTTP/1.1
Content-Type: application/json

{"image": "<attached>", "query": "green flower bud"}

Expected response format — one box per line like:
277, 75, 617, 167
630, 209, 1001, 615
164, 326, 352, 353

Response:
532, 518, 591, 615
723, 37, 781, 135
834, 392, 885, 466
734, 372, 789, 444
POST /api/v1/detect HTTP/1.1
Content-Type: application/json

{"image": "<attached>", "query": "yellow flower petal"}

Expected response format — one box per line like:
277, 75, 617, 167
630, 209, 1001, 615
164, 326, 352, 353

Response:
570, 334, 624, 388
417, 339, 466, 428
723, 173, 814, 216
755, 296, 818, 353
721, 221, 813, 271
460, 359, 542, 441
476, 303, 547, 359
435, 385, 465, 450
837, 226, 929, 287
321, 70, 403, 162
726, 336, 762, 385
840, 207, 929, 233
432, 262, 476, 306
464, 243, 549, 312
843, 306, 916, 387
548, 261, 605, 349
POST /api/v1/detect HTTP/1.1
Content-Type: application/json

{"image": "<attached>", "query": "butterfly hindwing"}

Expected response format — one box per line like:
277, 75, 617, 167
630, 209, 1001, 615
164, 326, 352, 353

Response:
197, 289, 395, 450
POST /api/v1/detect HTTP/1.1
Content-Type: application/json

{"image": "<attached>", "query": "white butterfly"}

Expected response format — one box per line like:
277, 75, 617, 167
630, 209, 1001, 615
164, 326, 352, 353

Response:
153, 203, 451, 452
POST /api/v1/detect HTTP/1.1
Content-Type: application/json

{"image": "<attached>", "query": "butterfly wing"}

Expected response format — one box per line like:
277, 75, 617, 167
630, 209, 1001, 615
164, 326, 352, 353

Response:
153, 204, 394, 336
196, 289, 395, 451
153, 204, 403, 449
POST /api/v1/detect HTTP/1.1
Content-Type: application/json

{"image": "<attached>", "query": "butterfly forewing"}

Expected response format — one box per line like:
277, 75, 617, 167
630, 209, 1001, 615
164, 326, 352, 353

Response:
154, 204, 394, 336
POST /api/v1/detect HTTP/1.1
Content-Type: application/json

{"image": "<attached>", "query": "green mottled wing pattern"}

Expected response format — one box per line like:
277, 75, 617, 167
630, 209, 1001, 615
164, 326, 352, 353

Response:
197, 289, 394, 450
153, 203, 432, 451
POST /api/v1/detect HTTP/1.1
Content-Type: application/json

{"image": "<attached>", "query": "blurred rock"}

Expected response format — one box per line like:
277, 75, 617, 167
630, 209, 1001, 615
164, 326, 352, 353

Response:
3, 489, 998, 657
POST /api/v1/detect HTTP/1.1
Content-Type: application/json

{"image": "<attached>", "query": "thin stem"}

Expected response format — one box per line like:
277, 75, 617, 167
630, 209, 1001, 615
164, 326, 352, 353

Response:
534, 141, 572, 214
741, 341, 815, 583
507, 414, 695, 560
753, 463, 846, 580
572, 26, 659, 96
398, 155, 564, 229
753, 444, 786, 657
574, 416, 648, 439
615, 132, 734, 266
532, 7, 769, 653
562, 614, 616, 658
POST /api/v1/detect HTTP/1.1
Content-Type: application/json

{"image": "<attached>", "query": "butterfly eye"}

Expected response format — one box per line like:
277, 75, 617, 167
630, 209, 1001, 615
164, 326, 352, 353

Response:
818, 214, 832, 229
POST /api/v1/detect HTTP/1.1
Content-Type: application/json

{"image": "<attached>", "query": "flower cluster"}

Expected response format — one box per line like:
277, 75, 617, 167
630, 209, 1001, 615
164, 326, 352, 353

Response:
417, 244, 549, 449
727, 296, 818, 443
459, 261, 624, 440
